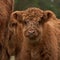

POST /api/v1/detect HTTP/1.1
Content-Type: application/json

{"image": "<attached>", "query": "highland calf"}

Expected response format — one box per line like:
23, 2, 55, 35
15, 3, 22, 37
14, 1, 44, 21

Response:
9, 8, 60, 60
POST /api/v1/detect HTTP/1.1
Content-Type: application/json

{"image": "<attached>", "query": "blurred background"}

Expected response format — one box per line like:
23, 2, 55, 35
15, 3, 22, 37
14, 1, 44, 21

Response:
14, 0, 60, 18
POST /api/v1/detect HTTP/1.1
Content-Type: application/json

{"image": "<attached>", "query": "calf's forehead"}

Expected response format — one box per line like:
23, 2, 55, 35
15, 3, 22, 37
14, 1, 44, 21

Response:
21, 8, 43, 21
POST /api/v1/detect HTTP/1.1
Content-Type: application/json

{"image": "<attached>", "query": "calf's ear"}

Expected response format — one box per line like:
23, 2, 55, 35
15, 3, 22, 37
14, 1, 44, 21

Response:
8, 11, 23, 33
41, 10, 56, 23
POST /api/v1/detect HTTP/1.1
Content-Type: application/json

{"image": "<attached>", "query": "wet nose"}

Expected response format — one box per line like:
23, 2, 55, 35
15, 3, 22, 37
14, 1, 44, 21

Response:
28, 30, 35, 35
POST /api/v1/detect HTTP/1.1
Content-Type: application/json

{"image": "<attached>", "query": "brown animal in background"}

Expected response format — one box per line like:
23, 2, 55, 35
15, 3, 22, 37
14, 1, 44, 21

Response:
0, 0, 14, 60
8, 7, 60, 60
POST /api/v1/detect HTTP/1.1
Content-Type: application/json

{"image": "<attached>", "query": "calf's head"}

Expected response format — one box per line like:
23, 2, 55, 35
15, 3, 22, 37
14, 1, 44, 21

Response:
9, 8, 56, 43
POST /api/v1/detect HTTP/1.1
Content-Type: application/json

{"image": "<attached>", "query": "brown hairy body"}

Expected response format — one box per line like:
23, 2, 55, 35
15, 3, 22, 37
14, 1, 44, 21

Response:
8, 7, 60, 60
0, 0, 14, 60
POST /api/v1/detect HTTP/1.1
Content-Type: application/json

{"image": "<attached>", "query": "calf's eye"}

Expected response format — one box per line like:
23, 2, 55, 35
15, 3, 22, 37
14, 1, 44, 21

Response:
23, 20, 29, 25
38, 17, 44, 24
12, 22, 17, 27
38, 20, 41, 24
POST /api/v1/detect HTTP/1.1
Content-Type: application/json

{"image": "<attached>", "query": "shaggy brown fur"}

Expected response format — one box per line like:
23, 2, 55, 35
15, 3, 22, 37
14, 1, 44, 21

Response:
0, 0, 14, 60
8, 7, 60, 60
